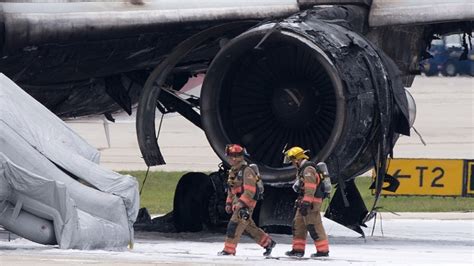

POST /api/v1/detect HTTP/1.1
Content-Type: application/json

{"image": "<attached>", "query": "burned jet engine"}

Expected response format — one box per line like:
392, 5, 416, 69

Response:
199, 9, 413, 233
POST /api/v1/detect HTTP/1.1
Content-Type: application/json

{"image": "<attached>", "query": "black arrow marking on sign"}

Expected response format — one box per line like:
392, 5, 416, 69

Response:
393, 169, 411, 179
470, 163, 474, 191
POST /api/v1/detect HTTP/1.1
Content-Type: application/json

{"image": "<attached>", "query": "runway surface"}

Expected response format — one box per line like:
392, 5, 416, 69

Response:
1, 213, 473, 265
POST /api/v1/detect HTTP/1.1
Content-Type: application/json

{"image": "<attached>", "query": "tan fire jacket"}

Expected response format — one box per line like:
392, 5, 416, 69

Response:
226, 163, 258, 209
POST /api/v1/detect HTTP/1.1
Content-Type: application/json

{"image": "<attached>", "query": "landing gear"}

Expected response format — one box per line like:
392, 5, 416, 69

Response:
173, 167, 298, 234
173, 172, 213, 232
136, 165, 334, 234
173, 165, 231, 232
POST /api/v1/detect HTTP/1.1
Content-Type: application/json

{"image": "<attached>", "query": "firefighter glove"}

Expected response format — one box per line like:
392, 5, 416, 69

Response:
232, 203, 242, 212
239, 207, 250, 220
225, 203, 233, 214
299, 201, 311, 216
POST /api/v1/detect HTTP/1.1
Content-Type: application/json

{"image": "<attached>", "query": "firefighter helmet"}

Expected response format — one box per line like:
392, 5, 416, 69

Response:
283, 146, 309, 164
225, 144, 247, 157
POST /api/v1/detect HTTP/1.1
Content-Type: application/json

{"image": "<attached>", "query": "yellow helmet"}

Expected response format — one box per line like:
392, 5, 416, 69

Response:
283, 146, 309, 164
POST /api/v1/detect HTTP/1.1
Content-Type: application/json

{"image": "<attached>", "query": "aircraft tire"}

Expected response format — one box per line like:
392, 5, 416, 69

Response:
173, 172, 213, 232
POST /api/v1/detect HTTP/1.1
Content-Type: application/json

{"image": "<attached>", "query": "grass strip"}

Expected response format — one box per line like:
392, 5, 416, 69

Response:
122, 171, 474, 214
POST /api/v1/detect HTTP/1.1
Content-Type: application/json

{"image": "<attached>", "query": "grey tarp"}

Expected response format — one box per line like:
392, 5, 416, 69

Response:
0, 73, 139, 249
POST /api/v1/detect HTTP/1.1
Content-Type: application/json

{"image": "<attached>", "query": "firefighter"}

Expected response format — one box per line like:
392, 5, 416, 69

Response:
283, 146, 330, 258
218, 144, 276, 256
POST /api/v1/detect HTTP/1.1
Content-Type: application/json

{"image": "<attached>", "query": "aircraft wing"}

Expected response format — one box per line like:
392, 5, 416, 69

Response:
1, 0, 300, 50
369, 0, 474, 27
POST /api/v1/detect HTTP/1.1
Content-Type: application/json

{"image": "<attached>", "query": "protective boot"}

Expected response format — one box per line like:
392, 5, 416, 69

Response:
217, 250, 235, 256
263, 240, 276, 256
285, 249, 304, 258
311, 251, 329, 258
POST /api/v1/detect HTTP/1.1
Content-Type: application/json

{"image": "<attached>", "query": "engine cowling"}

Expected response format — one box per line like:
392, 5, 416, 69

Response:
201, 12, 411, 184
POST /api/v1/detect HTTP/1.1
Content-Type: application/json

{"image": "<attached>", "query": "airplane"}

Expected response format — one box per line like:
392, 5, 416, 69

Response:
1, 0, 472, 236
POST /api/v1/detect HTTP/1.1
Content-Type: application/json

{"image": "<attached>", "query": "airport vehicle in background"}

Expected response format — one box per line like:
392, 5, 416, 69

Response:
421, 34, 474, 76
0, 0, 473, 238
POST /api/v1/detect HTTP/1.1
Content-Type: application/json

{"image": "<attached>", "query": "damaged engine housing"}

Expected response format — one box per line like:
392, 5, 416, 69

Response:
201, 10, 411, 185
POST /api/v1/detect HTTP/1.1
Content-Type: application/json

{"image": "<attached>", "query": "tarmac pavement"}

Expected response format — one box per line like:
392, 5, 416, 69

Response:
1, 212, 473, 265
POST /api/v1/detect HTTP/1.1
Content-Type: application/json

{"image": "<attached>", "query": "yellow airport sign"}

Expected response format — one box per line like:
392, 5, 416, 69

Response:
466, 160, 474, 196
375, 159, 465, 196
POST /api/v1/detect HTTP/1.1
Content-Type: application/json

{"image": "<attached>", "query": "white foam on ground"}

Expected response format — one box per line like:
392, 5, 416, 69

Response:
1, 214, 473, 265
